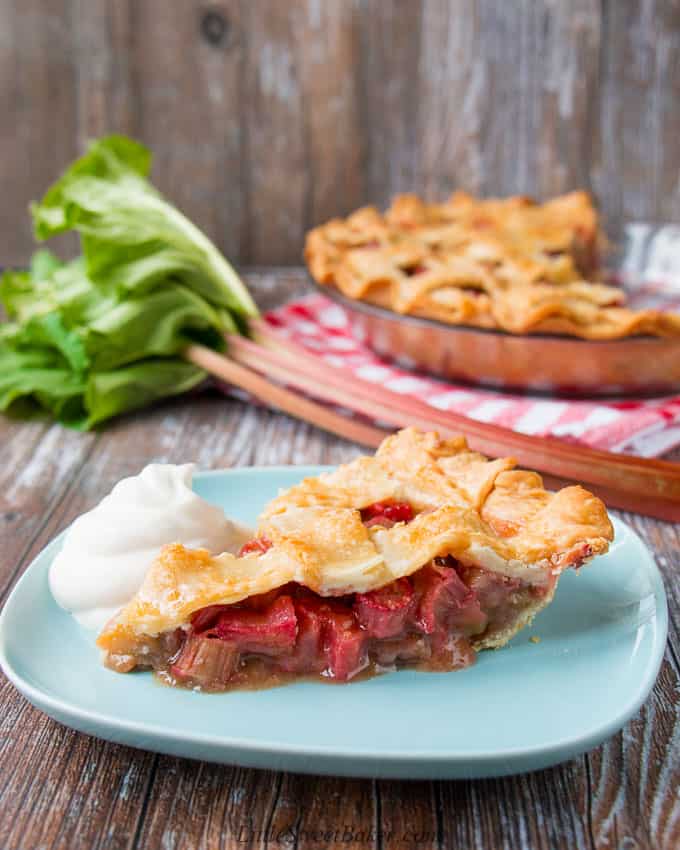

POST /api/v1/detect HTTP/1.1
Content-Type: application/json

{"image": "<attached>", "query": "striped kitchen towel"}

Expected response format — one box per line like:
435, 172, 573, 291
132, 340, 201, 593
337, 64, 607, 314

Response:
264, 293, 680, 458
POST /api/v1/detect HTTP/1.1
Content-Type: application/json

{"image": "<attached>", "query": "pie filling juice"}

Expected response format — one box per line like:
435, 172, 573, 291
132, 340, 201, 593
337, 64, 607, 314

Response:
106, 502, 546, 691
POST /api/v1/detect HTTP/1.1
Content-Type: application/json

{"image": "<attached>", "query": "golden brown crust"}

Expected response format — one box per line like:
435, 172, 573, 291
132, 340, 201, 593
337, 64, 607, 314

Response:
97, 429, 613, 652
304, 191, 680, 339
471, 586, 557, 651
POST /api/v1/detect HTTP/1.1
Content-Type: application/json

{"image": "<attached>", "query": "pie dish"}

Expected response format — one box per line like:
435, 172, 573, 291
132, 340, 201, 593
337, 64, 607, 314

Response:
305, 191, 680, 339
98, 429, 613, 691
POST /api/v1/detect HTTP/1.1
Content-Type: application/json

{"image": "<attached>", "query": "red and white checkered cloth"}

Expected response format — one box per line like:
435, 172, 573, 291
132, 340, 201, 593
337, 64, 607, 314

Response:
263, 292, 680, 458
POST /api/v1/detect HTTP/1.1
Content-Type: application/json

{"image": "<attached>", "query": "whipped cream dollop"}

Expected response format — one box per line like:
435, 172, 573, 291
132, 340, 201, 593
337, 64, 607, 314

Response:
49, 463, 253, 630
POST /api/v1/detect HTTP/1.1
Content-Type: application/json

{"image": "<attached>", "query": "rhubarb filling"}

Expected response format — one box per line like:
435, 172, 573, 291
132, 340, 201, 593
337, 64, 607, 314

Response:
126, 558, 541, 691
103, 501, 549, 690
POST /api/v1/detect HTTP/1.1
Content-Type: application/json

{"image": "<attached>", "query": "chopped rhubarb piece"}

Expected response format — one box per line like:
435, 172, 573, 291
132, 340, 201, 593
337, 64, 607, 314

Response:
412, 562, 486, 635
427, 633, 477, 670
354, 577, 415, 639
215, 596, 297, 656
171, 635, 239, 688
189, 586, 285, 633
191, 604, 226, 633
363, 515, 397, 529
360, 501, 414, 526
238, 536, 272, 557
280, 592, 366, 680
553, 541, 594, 570
246, 586, 286, 611
277, 595, 325, 674
372, 634, 432, 667
457, 566, 521, 611
322, 607, 368, 681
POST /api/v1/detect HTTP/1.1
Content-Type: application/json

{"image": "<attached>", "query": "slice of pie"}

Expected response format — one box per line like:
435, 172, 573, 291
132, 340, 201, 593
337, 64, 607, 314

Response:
97, 429, 613, 691
305, 191, 680, 339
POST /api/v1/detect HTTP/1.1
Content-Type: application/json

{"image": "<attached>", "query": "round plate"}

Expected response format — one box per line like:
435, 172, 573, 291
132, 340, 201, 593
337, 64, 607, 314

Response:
0, 466, 668, 779
316, 283, 680, 398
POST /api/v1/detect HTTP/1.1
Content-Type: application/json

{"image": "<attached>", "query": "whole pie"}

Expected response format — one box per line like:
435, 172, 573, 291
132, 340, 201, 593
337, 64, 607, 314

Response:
305, 191, 680, 339
98, 429, 614, 691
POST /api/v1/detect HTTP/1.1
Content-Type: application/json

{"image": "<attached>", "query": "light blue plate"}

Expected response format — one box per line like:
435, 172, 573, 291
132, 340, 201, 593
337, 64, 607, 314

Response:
0, 467, 668, 779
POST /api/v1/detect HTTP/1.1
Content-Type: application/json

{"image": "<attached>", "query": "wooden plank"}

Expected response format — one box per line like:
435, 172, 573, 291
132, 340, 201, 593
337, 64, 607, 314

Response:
377, 781, 439, 850
626, 514, 680, 670
129, 0, 246, 261
0, 698, 156, 850
415, 0, 487, 198
2, 1, 680, 266
0, 0, 78, 265
128, 758, 281, 850
238, 1, 306, 264
70, 0, 137, 142
136, 767, 380, 850
595, 0, 680, 236
239, 0, 366, 263
356, 0, 423, 207
477, 0, 602, 200
0, 422, 98, 602
416, 0, 602, 200
437, 760, 596, 850
586, 658, 680, 850
291, 1, 366, 232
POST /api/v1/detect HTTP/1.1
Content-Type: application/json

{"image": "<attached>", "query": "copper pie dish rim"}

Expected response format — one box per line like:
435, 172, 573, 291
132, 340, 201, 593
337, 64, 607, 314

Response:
310, 277, 679, 345
308, 278, 680, 398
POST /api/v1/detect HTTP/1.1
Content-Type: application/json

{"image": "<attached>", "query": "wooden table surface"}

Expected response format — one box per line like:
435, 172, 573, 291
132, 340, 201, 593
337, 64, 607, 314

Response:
1, 271, 678, 850
3, 2, 680, 268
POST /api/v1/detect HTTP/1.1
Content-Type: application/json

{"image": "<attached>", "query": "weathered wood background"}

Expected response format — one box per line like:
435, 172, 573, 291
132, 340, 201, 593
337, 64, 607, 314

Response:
1, 0, 679, 267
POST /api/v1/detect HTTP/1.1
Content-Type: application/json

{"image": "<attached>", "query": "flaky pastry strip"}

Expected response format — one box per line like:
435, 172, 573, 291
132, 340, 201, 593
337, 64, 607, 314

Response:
305, 191, 680, 339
